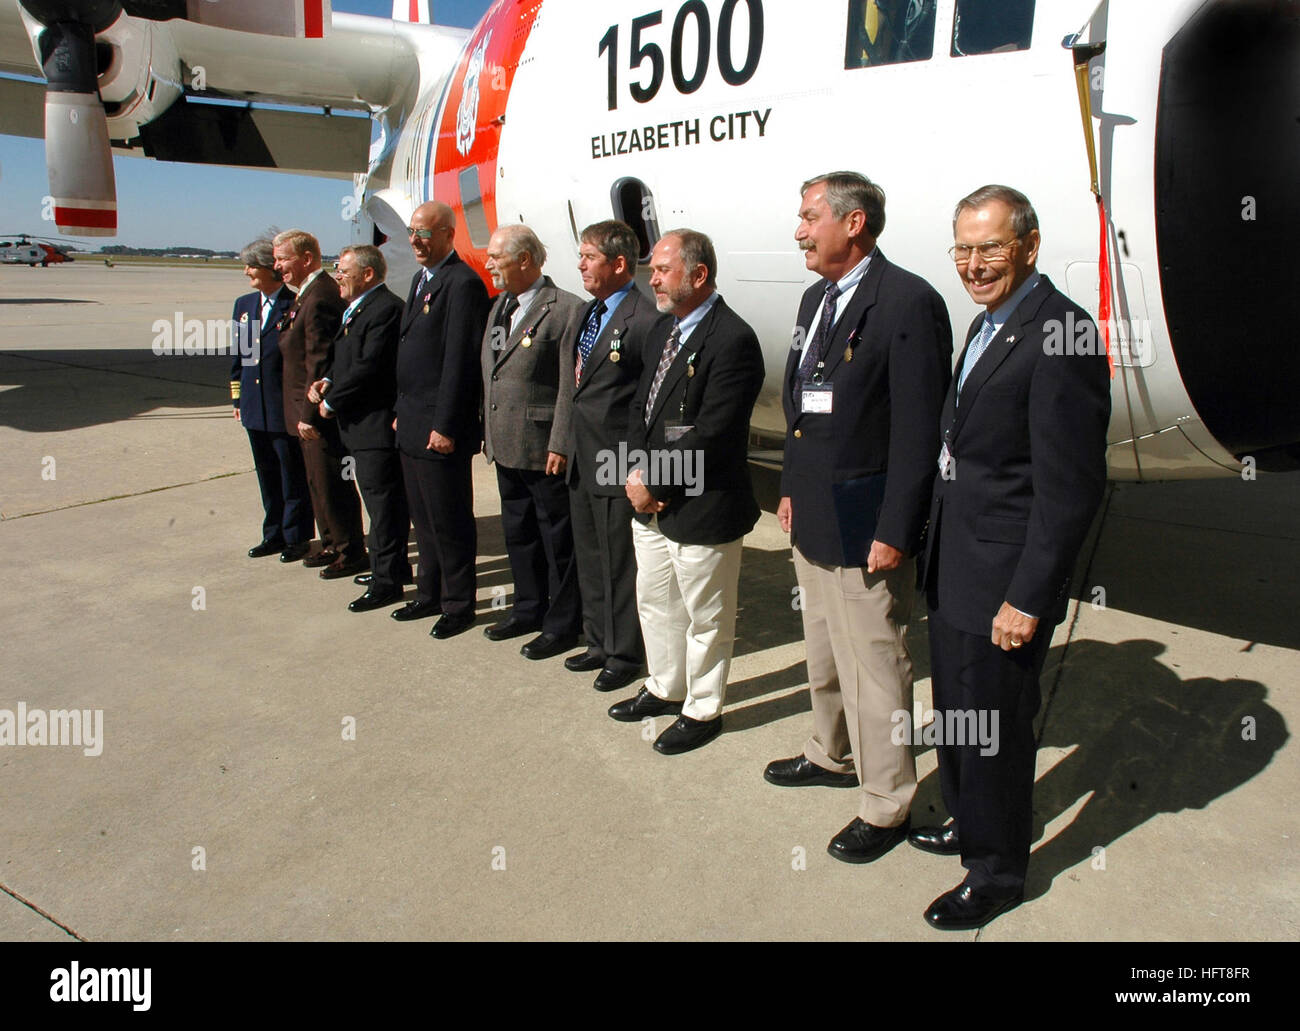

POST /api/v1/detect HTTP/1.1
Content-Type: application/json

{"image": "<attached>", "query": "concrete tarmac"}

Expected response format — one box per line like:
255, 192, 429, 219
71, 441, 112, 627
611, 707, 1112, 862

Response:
0, 263, 1296, 941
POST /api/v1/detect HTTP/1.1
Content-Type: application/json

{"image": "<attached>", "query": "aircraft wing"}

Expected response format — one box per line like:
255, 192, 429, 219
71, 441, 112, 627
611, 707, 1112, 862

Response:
0, 0, 469, 231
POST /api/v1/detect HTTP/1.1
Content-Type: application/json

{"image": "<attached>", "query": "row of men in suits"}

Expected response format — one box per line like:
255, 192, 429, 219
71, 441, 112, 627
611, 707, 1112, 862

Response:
233, 177, 1109, 927
232, 211, 765, 760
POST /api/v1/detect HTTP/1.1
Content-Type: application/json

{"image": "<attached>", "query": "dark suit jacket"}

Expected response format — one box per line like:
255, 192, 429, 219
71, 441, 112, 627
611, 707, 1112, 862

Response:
482, 275, 586, 471
321, 284, 404, 452
780, 251, 952, 565
278, 271, 344, 437
567, 283, 664, 497
628, 295, 764, 546
395, 251, 491, 460
230, 287, 293, 433
920, 275, 1111, 635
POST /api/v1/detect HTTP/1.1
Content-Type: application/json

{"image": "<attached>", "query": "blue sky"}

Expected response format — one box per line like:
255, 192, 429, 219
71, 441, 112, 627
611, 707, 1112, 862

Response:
0, 0, 493, 251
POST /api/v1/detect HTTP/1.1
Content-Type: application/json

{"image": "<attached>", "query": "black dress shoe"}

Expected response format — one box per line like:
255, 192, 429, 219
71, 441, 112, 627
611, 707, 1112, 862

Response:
431, 612, 476, 639
763, 755, 858, 788
248, 539, 285, 558
909, 823, 961, 855
348, 587, 403, 613
279, 542, 311, 563
483, 617, 541, 642
302, 549, 337, 568
564, 650, 606, 673
924, 882, 1023, 931
608, 687, 683, 723
320, 554, 371, 580
520, 632, 579, 660
593, 667, 640, 693
827, 817, 911, 864
391, 600, 439, 622
356, 570, 414, 587
654, 714, 723, 755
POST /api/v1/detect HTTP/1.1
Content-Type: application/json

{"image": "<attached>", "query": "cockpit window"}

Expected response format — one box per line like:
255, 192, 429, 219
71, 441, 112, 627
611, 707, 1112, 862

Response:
844, 0, 937, 69
951, 0, 1035, 56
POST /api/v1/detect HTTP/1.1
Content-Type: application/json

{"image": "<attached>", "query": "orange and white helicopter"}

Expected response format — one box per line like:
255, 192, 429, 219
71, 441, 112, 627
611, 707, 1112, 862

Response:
0, 0, 1293, 479
0, 231, 74, 265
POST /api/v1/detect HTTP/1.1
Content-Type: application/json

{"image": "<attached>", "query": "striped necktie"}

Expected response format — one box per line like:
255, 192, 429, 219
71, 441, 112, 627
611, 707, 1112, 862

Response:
644, 324, 682, 424
576, 300, 607, 383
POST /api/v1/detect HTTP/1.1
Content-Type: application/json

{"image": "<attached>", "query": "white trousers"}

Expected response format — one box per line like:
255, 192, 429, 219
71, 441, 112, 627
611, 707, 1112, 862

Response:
631, 516, 744, 721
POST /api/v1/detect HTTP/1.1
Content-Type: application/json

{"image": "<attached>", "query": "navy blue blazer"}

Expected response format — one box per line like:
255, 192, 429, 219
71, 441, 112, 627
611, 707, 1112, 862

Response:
395, 251, 491, 459
627, 296, 764, 546
919, 276, 1111, 634
230, 287, 294, 433
780, 251, 952, 565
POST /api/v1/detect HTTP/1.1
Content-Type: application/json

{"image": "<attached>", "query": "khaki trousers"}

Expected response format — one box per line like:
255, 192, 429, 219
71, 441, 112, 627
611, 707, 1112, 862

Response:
632, 517, 743, 722
794, 546, 917, 826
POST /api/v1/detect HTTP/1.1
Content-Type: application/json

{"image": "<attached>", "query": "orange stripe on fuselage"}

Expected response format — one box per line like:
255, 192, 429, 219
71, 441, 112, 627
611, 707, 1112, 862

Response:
431, 0, 541, 291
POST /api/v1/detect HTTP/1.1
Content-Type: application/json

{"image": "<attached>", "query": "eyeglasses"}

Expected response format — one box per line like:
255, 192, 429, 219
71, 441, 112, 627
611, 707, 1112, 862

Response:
948, 238, 1023, 263
406, 227, 434, 239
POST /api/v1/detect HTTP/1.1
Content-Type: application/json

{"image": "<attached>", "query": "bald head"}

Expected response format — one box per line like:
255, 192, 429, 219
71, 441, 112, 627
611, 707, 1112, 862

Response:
408, 201, 457, 267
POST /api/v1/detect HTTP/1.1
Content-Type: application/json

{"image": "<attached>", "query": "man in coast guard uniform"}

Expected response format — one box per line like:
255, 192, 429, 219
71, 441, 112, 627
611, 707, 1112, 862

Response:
230, 237, 312, 561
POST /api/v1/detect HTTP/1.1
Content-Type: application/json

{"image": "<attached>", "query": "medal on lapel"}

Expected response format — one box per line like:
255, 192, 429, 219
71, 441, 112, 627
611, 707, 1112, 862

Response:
685, 351, 697, 378
521, 320, 538, 349
239, 312, 249, 323
610, 333, 621, 363
845, 327, 859, 363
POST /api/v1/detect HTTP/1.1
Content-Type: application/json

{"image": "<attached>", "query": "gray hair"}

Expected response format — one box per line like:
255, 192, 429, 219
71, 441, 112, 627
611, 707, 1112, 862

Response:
340, 243, 387, 281
663, 228, 717, 287
801, 171, 886, 239
496, 224, 547, 267
953, 185, 1039, 237
580, 220, 639, 270
239, 238, 277, 272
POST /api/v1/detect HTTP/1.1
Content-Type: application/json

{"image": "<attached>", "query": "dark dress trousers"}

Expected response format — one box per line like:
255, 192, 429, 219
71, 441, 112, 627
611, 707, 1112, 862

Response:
230, 286, 313, 546
278, 271, 366, 561
395, 252, 490, 615
919, 275, 1111, 892
322, 284, 411, 591
565, 284, 662, 672
482, 277, 587, 635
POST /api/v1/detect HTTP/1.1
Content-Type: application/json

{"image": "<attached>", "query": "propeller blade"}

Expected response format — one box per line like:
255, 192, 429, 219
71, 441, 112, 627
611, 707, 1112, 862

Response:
38, 20, 117, 236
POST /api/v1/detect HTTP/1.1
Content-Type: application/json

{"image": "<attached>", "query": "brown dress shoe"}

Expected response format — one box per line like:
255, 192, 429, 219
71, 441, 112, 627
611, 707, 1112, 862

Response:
301, 549, 337, 568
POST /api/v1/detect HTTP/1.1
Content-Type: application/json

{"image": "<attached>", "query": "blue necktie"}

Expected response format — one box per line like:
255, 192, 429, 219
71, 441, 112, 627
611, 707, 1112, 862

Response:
957, 313, 997, 397
798, 281, 840, 384
577, 301, 606, 374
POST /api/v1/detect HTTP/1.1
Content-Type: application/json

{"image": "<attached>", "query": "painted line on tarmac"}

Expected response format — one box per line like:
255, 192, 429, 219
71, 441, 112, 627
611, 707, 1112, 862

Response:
1, 469, 248, 521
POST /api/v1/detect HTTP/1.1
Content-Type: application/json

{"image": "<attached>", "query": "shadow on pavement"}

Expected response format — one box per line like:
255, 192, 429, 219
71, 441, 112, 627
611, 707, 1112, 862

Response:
0, 350, 230, 431
1022, 636, 1287, 899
